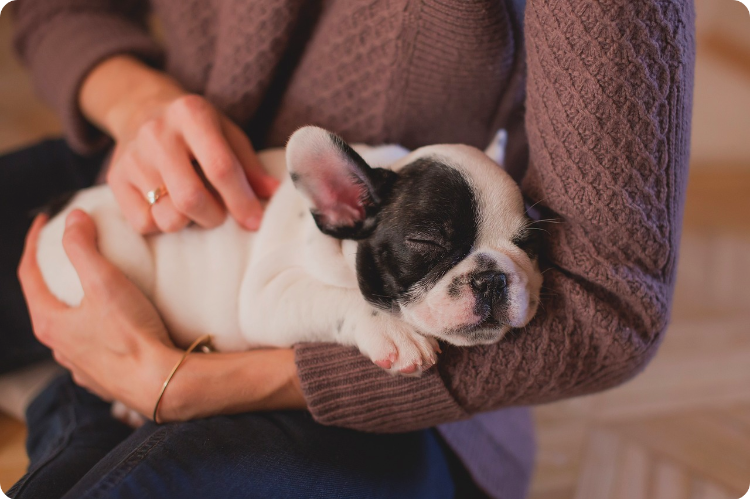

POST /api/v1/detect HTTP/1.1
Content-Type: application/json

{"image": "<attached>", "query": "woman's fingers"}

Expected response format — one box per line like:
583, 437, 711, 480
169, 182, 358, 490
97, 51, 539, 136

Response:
150, 134, 225, 229
177, 97, 263, 230
52, 351, 73, 371
125, 147, 191, 233
17, 215, 68, 346
61, 210, 113, 293
18, 215, 66, 314
110, 178, 159, 235
108, 151, 159, 234
222, 117, 279, 199
149, 196, 191, 233
61, 210, 130, 297
108, 94, 272, 233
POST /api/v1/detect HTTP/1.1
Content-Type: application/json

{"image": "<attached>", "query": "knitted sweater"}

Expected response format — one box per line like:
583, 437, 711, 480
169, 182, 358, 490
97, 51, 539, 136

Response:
13, 0, 695, 496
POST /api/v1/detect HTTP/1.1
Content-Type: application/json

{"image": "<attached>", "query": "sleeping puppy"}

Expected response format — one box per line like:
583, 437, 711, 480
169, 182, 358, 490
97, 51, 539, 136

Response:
36, 127, 543, 380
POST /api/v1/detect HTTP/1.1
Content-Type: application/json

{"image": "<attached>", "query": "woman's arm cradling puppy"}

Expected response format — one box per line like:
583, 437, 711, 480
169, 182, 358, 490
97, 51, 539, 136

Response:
18, 211, 305, 422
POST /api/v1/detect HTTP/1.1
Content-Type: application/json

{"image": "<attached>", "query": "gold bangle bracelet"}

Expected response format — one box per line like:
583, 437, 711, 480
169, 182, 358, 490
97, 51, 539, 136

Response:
153, 334, 213, 424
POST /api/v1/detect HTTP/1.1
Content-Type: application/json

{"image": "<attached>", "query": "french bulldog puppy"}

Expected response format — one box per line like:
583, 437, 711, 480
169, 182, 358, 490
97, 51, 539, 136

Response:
36, 126, 543, 378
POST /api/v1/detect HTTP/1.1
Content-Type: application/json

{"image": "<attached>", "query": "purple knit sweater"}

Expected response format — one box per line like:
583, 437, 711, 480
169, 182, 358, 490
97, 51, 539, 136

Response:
13, 0, 695, 496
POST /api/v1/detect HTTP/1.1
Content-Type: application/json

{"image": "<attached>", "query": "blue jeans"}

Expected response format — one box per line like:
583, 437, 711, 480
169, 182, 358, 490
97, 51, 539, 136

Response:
8, 375, 456, 498
2, 140, 485, 498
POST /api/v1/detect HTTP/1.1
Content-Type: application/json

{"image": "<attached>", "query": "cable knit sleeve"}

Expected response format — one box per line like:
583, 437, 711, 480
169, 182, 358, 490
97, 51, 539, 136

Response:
295, 0, 695, 432
12, 0, 162, 154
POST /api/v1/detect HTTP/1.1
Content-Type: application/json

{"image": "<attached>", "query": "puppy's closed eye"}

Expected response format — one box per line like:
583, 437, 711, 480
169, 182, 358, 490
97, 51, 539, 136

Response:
405, 236, 448, 253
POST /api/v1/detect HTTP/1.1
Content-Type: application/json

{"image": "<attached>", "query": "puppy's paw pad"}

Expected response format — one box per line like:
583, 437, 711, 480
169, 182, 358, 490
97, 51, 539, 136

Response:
373, 350, 398, 370
354, 314, 440, 375
388, 336, 439, 376
375, 358, 393, 369
358, 334, 397, 371
399, 364, 419, 374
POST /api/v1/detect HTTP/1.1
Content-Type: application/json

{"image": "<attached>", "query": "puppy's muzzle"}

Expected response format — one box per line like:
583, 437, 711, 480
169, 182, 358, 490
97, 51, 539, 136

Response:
470, 270, 507, 322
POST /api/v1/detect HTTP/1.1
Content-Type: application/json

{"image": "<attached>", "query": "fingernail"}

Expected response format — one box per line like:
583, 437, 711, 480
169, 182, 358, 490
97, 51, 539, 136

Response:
245, 215, 262, 230
263, 177, 281, 196
66, 211, 82, 228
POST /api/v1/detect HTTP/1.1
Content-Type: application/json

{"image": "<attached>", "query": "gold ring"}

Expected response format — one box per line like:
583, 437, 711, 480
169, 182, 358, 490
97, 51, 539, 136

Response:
146, 186, 168, 206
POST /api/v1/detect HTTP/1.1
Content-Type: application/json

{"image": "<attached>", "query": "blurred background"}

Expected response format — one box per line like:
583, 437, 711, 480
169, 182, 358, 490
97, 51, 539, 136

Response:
1, 1, 749, 497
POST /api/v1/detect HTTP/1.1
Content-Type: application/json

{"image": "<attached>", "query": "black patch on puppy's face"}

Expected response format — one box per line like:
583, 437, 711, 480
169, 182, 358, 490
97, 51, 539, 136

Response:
356, 158, 479, 309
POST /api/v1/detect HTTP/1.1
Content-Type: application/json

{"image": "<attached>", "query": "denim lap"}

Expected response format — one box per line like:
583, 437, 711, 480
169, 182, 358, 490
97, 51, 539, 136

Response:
63, 408, 454, 499
8, 375, 133, 498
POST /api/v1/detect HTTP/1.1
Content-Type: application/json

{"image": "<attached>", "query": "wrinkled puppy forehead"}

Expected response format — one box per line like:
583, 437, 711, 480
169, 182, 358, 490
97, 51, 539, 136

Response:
378, 155, 478, 232
396, 145, 527, 241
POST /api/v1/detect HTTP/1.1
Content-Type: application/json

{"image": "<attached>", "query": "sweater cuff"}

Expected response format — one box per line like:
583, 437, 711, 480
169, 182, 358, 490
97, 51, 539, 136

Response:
295, 343, 468, 433
22, 13, 163, 154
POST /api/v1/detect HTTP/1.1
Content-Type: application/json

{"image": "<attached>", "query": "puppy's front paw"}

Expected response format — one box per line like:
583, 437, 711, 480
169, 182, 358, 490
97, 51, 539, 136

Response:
355, 314, 440, 376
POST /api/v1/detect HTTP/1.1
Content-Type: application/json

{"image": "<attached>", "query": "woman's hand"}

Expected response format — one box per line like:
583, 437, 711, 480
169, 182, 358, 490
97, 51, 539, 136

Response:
80, 56, 279, 234
18, 211, 181, 415
18, 211, 305, 421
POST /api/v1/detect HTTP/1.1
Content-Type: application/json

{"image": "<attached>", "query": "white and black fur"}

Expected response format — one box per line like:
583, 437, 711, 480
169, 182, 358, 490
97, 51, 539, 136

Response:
37, 127, 542, 380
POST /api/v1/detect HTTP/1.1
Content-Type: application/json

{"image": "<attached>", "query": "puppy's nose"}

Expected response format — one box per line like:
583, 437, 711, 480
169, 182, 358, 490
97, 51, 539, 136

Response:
470, 271, 507, 303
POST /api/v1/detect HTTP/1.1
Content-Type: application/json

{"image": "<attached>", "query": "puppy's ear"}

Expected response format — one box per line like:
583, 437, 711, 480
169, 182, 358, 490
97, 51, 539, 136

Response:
286, 126, 396, 239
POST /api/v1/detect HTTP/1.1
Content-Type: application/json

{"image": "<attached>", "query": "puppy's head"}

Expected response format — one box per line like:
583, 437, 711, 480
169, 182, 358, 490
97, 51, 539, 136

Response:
287, 126, 543, 346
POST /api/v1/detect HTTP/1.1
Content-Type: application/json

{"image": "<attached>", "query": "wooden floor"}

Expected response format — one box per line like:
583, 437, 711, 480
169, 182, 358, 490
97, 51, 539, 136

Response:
1, 1, 749, 497
528, 170, 750, 499
0, 416, 26, 493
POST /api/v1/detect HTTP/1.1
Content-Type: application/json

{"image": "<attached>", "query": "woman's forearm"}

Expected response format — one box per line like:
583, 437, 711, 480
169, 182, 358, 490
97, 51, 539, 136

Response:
156, 347, 307, 422
79, 55, 186, 141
